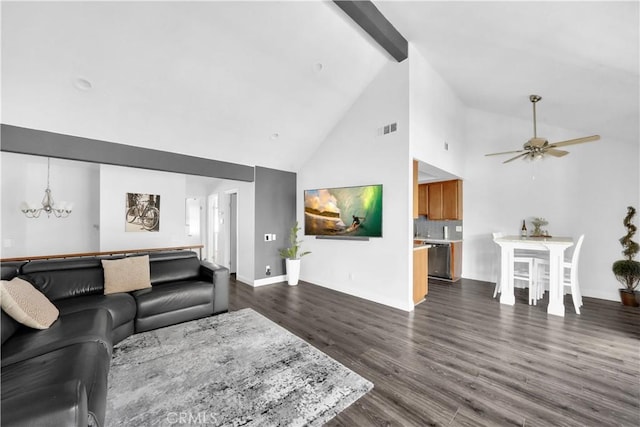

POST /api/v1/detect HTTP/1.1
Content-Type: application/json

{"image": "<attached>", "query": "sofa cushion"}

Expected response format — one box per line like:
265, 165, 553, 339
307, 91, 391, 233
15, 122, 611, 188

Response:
134, 303, 214, 333
148, 251, 201, 285
1, 379, 88, 427
1, 262, 25, 281
1, 308, 112, 367
20, 258, 105, 301
0, 277, 59, 329
55, 293, 136, 330
133, 280, 214, 317
102, 255, 151, 295
1, 310, 19, 345
1, 341, 111, 427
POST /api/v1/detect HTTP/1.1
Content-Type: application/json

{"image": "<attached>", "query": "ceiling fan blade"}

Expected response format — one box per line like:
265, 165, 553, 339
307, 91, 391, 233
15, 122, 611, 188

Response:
485, 149, 525, 157
549, 135, 600, 148
545, 148, 569, 157
503, 153, 529, 163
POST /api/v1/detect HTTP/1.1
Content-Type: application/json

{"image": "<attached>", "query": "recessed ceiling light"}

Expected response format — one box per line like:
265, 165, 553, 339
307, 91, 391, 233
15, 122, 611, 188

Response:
314, 63, 324, 72
73, 77, 93, 91
270, 133, 279, 140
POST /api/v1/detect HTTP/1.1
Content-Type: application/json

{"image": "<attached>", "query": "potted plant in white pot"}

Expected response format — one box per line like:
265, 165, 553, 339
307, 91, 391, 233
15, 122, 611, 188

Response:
612, 206, 640, 307
279, 222, 311, 286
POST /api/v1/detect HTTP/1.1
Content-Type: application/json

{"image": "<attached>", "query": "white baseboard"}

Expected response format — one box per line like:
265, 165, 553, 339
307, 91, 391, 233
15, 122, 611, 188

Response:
252, 275, 287, 287
301, 277, 413, 312
235, 275, 254, 286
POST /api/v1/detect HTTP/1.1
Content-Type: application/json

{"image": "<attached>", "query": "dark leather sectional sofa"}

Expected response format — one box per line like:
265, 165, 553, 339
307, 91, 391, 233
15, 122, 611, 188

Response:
0, 250, 229, 427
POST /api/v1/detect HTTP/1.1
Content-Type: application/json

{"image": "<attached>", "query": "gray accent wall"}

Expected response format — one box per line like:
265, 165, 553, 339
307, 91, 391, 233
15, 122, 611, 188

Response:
254, 166, 297, 279
1, 124, 254, 182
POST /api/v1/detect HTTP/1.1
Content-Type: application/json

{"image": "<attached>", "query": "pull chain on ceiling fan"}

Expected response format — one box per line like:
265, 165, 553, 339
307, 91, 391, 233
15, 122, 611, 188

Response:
485, 95, 600, 163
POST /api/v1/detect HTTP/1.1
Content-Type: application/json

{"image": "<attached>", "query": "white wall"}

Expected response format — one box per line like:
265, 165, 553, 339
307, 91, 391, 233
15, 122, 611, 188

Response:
99, 164, 190, 251
0, 152, 240, 260
1, 152, 99, 257
409, 44, 466, 176
208, 180, 255, 285
297, 60, 413, 311
462, 107, 640, 301
185, 175, 224, 252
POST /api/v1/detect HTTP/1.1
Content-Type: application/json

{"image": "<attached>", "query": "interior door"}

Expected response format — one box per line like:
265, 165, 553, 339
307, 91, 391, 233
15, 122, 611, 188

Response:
207, 193, 220, 263
229, 193, 237, 274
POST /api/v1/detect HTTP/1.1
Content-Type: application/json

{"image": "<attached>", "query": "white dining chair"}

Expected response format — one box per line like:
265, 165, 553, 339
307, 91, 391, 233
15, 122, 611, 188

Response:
492, 232, 542, 304
537, 234, 585, 314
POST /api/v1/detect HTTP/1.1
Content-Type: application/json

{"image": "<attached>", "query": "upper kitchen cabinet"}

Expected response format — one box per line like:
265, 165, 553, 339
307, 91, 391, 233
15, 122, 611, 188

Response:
413, 161, 419, 219
418, 184, 429, 216
426, 179, 463, 220
442, 180, 462, 220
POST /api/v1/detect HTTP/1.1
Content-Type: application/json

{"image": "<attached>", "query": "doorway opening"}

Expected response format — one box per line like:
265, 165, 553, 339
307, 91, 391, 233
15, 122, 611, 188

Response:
228, 191, 238, 274
206, 193, 219, 263
207, 188, 239, 275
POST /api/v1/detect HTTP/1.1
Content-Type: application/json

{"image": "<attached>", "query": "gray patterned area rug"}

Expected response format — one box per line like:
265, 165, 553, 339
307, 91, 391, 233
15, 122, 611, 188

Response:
106, 308, 373, 426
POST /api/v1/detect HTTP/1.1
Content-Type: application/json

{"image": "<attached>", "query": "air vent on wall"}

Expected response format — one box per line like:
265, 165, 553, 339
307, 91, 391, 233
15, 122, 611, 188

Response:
379, 122, 398, 136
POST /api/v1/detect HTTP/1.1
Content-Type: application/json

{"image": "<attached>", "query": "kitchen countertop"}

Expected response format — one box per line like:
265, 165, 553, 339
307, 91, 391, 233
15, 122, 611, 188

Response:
414, 238, 463, 244
413, 243, 432, 250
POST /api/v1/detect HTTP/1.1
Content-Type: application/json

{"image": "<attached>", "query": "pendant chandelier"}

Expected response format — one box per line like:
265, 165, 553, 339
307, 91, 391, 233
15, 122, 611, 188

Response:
20, 158, 73, 218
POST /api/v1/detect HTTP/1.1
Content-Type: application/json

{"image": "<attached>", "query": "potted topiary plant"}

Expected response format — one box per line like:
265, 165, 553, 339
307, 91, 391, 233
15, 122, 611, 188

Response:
612, 206, 640, 307
279, 221, 311, 286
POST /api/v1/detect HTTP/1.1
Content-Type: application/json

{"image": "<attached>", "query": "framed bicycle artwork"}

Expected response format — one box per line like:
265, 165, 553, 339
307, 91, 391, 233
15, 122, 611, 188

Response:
125, 192, 161, 232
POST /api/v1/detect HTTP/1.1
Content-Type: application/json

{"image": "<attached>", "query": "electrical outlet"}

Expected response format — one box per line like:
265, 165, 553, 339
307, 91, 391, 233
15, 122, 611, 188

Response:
265, 265, 271, 276
456, 225, 462, 232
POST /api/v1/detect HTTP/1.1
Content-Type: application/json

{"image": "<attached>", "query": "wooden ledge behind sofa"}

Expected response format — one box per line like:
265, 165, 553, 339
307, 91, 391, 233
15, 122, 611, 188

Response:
0, 245, 205, 262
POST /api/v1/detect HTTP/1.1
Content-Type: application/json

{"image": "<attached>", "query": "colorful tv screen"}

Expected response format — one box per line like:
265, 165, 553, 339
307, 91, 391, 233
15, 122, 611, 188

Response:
304, 184, 383, 238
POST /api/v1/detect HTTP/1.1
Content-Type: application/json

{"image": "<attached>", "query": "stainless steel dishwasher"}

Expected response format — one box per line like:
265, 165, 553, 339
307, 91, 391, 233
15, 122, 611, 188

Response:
428, 243, 451, 279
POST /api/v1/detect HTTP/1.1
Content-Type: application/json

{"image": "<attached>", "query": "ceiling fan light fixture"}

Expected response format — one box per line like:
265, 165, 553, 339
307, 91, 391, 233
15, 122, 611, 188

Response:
485, 94, 600, 163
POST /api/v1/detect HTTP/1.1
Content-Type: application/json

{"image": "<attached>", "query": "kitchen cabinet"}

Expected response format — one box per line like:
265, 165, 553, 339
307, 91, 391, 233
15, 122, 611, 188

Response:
418, 184, 429, 216
412, 160, 419, 219
413, 246, 428, 304
442, 180, 462, 220
451, 241, 462, 281
425, 179, 463, 220
427, 182, 443, 219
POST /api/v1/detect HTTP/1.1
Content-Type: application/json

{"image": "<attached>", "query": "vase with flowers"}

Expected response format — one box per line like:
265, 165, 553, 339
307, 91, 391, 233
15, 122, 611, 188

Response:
531, 217, 549, 237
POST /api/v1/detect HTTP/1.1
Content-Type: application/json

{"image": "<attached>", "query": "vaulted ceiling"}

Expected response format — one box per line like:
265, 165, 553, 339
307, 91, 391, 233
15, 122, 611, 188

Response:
377, 1, 639, 146
2, 1, 638, 172
1, 1, 389, 172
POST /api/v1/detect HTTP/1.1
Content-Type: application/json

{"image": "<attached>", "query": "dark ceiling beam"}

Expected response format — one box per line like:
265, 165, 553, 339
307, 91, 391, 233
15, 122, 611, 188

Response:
333, 0, 408, 62
1, 124, 255, 182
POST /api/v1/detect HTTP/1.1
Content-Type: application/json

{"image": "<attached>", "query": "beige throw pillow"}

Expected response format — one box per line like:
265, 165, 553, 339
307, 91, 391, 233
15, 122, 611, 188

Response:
0, 277, 59, 329
102, 255, 151, 295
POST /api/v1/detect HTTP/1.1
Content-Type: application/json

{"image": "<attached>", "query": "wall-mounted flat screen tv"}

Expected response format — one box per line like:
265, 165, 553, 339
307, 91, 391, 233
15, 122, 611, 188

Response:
304, 184, 383, 238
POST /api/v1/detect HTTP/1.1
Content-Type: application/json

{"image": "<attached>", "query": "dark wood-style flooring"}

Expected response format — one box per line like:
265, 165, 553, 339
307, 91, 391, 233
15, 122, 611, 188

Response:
229, 276, 640, 426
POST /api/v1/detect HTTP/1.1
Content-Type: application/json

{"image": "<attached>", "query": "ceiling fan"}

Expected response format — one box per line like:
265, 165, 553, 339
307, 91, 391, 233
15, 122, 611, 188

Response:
485, 95, 600, 163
